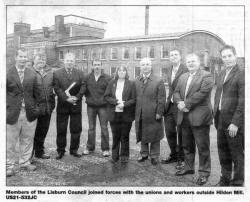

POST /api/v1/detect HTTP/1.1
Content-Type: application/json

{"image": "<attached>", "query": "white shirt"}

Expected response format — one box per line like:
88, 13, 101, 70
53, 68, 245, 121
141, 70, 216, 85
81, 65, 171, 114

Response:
16, 66, 25, 107
184, 71, 197, 98
94, 74, 101, 82
171, 64, 180, 84
115, 79, 125, 112
218, 66, 234, 110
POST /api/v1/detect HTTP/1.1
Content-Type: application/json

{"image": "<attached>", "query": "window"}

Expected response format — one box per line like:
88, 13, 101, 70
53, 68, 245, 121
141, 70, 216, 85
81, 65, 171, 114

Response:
100, 48, 107, 60
111, 48, 118, 60
122, 47, 130, 60
161, 45, 169, 59
147, 46, 155, 59
59, 51, 64, 60
135, 47, 142, 60
75, 49, 81, 60
134, 66, 141, 79
91, 49, 99, 60
110, 66, 117, 78
82, 48, 87, 60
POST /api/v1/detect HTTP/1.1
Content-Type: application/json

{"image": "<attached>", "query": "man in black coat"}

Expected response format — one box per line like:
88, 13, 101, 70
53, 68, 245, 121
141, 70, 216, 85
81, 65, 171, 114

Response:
161, 49, 188, 168
214, 45, 244, 186
7, 48, 40, 177
53, 52, 86, 159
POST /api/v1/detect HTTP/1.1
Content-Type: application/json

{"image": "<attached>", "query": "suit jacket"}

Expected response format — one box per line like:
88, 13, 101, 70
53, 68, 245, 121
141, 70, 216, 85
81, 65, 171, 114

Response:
135, 74, 166, 143
53, 67, 86, 114
6, 66, 40, 124
104, 79, 136, 122
214, 64, 244, 133
165, 63, 188, 115
173, 69, 214, 126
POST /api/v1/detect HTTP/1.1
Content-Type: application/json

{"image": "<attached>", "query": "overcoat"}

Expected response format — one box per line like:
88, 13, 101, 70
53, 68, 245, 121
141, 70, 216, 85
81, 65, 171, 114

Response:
135, 74, 166, 143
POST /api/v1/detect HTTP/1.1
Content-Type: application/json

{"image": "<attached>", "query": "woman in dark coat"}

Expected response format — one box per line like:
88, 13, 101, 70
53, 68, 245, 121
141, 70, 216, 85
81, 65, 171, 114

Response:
104, 65, 136, 163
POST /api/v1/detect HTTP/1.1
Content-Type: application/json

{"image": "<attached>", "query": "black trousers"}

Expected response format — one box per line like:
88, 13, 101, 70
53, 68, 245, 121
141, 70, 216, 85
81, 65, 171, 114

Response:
110, 113, 132, 161
33, 113, 52, 156
164, 103, 184, 161
217, 111, 244, 185
181, 113, 211, 177
56, 113, 82, 154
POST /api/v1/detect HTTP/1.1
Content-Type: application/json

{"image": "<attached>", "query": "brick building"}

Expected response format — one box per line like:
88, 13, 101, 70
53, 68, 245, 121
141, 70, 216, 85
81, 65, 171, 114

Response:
8, 14, 244, 83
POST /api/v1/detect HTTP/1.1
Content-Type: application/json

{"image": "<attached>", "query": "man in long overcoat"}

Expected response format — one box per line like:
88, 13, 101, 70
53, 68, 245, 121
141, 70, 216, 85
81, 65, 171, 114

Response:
135, 57, 166, 165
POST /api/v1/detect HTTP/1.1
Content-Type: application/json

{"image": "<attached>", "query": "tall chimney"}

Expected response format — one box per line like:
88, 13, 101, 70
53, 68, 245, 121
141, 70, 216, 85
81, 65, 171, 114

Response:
145, 5, 149, 35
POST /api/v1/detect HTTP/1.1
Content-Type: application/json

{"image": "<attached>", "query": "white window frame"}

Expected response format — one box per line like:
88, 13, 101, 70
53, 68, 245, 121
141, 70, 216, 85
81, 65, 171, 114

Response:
147, 46, 155, 59
134, 47, 142, 60
59, 51, 64, 60
82, 48, 87, 60
100, 48, 107, 60
110, 47, 118, 60
91, 48, 99, 60
161, 45, 169, 59
122, 47, 130, 60
134, 66, 141, 79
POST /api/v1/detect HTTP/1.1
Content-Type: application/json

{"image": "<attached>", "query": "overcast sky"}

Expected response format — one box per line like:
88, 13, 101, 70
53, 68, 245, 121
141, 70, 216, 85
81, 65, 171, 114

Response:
6, 5, 244, 56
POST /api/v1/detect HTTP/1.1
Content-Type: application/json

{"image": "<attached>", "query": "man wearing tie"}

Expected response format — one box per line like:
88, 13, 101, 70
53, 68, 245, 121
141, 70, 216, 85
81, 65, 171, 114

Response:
6, 48, 40, 177
214, 45, 244, 186
161, 49, 188, 169
53, 52, 86, 160
135, 57, 166, 165
173, 53, 213, 185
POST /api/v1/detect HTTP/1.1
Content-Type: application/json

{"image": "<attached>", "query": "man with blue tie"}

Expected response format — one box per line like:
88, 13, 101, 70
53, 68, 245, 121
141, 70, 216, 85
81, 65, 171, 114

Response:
6, 48, 40, 177
173, 53, 214, 185
214, 45, 244, 186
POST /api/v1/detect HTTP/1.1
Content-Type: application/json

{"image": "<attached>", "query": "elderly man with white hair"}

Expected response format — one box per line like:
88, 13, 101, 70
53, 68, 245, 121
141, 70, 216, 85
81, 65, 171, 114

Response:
134, 57, 166, 165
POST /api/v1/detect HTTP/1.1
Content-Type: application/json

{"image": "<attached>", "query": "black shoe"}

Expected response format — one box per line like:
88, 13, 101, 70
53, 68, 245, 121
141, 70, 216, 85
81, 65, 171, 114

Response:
175, 161, 185, 170
56, 153, 64, 160
196, 176, 209, 185
137, 156, 148, 162
151, 158, 158, 165
161, 156, 177, 164
35, 153, 50, 159
70, 152, 82, 158
175, 169, 194, 176
215, 177, 230, 186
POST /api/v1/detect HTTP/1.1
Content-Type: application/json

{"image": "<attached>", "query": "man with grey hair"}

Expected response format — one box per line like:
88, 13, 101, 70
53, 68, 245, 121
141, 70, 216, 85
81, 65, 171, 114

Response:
32, 52, 55, 159
135, 57, 166, 165
53, 52, 86, 160
173, 53, 213, 185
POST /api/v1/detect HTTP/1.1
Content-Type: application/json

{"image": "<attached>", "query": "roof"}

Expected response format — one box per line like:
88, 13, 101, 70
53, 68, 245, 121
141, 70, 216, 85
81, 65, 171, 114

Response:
57, 30, 225, 47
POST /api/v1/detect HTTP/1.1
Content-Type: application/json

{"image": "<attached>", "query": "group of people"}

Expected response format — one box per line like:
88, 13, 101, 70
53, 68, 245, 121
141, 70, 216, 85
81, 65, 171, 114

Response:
6, 44, 244, 187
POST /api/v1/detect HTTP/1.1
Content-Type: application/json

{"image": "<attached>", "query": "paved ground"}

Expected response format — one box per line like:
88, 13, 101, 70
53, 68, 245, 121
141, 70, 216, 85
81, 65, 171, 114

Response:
7, 90, 221, 187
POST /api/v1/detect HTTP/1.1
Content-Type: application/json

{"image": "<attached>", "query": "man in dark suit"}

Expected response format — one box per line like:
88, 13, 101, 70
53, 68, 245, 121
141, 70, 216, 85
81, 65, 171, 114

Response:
6, 48, 40, 177
173, 53, 214, 185
135, 57, 166, 165
53, 52, 86, 160
161, 49, 188, 169
214, 45, 244, 186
